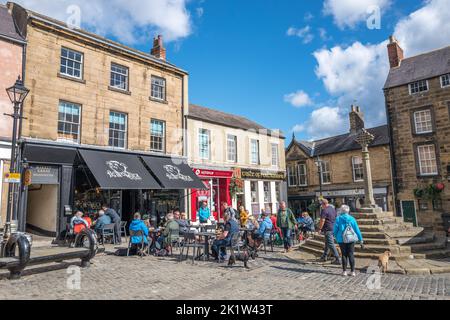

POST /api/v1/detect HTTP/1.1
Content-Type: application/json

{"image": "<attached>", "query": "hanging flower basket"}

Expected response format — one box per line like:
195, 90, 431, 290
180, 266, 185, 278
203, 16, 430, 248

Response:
413, 183, 445, 200
229, 178, 243, 198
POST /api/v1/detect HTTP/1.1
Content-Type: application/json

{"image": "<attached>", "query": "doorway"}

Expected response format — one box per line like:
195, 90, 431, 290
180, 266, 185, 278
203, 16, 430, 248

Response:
401, 200, 418, 227
26, 184, 59, 237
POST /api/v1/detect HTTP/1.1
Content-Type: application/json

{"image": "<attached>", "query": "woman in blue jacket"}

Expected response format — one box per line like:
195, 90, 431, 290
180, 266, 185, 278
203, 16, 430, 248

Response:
333, 205, 363, 277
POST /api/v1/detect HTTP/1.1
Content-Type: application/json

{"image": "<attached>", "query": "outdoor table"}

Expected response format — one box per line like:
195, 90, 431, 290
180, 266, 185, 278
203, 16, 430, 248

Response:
196, 232, 217, 261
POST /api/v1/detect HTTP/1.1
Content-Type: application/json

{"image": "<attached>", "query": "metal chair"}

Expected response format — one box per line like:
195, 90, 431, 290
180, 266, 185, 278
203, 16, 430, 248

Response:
179, 232, 204, 264
220, 232, 243, 263
99, 223, 116, 245
120, 221, 128, 242
63, 223, 75, 246
127, 229, 146, 258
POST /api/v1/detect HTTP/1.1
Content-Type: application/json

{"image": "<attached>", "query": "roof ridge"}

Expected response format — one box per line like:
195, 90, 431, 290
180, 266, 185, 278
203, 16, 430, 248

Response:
402, 44, 450, 62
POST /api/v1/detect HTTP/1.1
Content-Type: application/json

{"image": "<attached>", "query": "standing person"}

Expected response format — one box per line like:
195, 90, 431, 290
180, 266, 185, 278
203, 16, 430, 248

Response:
270, 212, 281, 237
197, 201, 211, 223
222, 202, 238, 221
333, 205, 363, 276
102, 204, 122, 244
276, 201, 297, 253
317, 199, 341, 265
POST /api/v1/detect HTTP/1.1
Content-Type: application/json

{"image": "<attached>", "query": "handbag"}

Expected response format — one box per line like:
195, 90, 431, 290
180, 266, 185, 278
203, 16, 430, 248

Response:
343, 222, 359, 244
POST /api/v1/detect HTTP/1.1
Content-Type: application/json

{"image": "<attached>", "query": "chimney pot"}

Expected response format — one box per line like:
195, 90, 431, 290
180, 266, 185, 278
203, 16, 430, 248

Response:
151, 34, 167, 61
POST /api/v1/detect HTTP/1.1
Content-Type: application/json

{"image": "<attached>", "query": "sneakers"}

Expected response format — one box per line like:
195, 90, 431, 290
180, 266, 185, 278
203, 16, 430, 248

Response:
318, 257, 327, 263
342, 271, 348, 277
331, 259, 342, 265
351, 271, 356, 277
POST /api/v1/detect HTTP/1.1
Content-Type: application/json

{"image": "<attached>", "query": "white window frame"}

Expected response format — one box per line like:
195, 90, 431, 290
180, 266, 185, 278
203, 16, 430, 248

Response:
151, 76, 166, 101
226, 134, 237, 163
150, 119, 166, 153
271, 143, 279, 167
109, 111, 128, 149
409, 80, 429, 95
320, 161, 331, 185
110, 63, 129, 91
287, 165, 298, 187
413, 109, 433, 134
352, 156, 364, 182
250, 139, 260, 165
263, 181, 272, 203
198, 128, 211, 160
60, 47, 83, 79
441, 74, 450, 88
297, 163, 307, 187
57, 101, 81, 144
417, 144, 438, 176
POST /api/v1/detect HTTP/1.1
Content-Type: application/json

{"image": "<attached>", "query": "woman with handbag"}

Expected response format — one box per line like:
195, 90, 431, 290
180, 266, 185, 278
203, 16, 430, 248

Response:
333, 205, 363, 277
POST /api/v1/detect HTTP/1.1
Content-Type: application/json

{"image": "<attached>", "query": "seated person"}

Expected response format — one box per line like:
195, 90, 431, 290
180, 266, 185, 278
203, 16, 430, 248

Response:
156, 213, 180, 251
94, 210, 112, 233
248, 211, 273, 249
70, 211, 89, 234
176, 212, 190, 234
239, 207, 249, 227
129, 212, 149, 253
246, 215, 260, 230
298, 212, 315, 235
211, 212, 239, 261
142, 214, 151, 229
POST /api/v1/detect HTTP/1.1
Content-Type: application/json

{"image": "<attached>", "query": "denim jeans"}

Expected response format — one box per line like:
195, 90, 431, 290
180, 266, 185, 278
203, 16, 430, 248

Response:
321, 231, 340, 261
281, 228, 292, 249
212, 239, 230, 258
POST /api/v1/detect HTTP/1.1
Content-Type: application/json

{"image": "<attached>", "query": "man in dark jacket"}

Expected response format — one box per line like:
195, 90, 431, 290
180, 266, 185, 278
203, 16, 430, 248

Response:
317, 199, 341, 265
102, 204, 121, 244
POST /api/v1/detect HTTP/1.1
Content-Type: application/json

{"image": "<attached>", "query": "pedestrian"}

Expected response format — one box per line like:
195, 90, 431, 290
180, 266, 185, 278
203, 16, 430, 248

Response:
333, 205, 363, 276
197, 200, 211, 223
222, 202, 238, 221
317, 199, 341, 265
102, 204, 122, 244
276, 201, 297, 253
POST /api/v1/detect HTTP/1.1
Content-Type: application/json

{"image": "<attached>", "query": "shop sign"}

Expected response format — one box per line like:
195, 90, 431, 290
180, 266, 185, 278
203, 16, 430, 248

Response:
240, 169, 286, 181
193, 168, 233, 179
4, 172, 21, 184
29, 166, 59, 184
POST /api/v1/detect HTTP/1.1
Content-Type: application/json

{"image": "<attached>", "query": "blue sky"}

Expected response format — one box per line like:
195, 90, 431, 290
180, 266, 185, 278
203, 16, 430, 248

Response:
6, 0, 450, 144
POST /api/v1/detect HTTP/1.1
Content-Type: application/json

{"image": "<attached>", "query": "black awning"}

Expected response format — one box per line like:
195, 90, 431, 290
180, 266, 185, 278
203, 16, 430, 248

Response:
141, 156, 207, 190
79, 149, 161, 190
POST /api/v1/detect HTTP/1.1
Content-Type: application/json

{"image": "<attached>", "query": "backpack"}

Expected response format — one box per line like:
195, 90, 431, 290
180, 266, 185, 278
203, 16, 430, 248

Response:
342, 221, 359, 244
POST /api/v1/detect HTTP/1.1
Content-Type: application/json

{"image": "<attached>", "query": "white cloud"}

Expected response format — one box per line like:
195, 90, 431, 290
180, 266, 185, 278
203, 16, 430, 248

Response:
318, 28, 331, 41
287, 26, 314, 44
393, 0, 450, 56
12, 0, 193, 44
292, 107, 346, 140
304, 12, 314, 22
323, 0, 391, 29
284, 90, 313, 108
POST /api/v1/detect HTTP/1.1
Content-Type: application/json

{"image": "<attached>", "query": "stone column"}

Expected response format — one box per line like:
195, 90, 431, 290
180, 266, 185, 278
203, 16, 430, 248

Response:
355, 129, 379, 210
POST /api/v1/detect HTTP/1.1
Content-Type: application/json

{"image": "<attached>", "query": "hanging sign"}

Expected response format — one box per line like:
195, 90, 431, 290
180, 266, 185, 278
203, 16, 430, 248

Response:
4, 172, 21, 184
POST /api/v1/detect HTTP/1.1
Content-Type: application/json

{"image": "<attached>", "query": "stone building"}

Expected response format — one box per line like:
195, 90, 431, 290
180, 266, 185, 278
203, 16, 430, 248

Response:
186, 104, 287, 220
0, 3, 26, 228
286, 106, 393, 219
5, 2, 205, 237
384, 36, 450, 231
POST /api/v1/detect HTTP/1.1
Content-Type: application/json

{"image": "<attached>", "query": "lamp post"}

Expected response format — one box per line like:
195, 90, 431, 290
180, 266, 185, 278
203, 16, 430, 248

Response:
3, 76, 29, 240
315, 156, 323, 198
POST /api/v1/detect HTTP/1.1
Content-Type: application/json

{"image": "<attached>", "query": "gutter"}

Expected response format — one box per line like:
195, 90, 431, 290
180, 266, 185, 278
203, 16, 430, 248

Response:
0, 33, 26, 45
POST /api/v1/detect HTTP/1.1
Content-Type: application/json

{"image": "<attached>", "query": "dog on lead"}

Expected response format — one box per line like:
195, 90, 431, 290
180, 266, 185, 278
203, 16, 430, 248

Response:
378, 250, 391, 274
228, 251, 250, 269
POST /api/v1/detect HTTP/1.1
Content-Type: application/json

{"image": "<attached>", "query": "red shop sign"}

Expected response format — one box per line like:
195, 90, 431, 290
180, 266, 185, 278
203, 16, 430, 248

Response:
193, 168, 233, 179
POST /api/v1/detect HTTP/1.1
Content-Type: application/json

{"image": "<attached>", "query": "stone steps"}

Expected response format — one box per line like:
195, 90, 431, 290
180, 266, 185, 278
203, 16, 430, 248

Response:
410, 237, 448, 253
303, 238, 411, 255
314, 234, 396, 245
351, 211, 394, 220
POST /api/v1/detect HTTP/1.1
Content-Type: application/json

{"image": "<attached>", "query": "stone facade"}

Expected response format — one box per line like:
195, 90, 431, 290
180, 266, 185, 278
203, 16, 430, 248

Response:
21, 19, 187, 156
384, 63, 450, 230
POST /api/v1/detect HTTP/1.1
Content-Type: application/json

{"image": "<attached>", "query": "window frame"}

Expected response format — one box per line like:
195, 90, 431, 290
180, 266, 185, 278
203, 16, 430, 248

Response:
198, 128, 211, 160
287, 165, 298, 187
226, 134, 237, 163
415, 143, 439, 177
110, 62, 129, 92
320, 161, 331, 185
413, 109, 433, 135
297, 163, 308, 187
408, 79, 429, 95
271, 143, 279, 167
250, 139, 260, 165
441, 74, 450, 88
150, 119, 166, 153
57, 100, 82, 144
352, 156, 364, 182
108, 111, 128, 149
150, 76, 167, 101
60, 47, 84, 80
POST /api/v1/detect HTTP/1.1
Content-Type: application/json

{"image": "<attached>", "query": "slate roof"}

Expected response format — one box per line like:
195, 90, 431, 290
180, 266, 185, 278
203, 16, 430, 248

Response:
291, 125, 389, 157
0, 4, 25, 43
384, 45, 450, 89
188, 104, 285, 139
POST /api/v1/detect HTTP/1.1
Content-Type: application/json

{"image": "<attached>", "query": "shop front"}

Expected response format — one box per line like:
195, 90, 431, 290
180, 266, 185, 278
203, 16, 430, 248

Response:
190, 168, 233, 221
19, 140, 205, 238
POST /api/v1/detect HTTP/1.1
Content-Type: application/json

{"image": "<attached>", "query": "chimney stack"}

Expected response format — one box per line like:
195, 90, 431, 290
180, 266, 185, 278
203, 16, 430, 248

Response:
151, 35, 166, 61
387, 36, 404, 69
349, 105, 365, 134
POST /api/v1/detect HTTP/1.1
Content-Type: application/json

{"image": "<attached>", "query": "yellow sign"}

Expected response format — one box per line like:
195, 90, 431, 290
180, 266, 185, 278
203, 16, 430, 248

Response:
4, 172, 21, 183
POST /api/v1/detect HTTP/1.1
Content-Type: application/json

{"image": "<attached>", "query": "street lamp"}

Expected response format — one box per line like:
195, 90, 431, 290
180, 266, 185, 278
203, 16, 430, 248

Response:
314, 156, 323, 198
3, 76, 29, 239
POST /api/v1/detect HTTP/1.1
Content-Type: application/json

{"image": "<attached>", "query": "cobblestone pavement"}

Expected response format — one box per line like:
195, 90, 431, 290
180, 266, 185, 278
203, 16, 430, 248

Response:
0, 248, 449, 300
